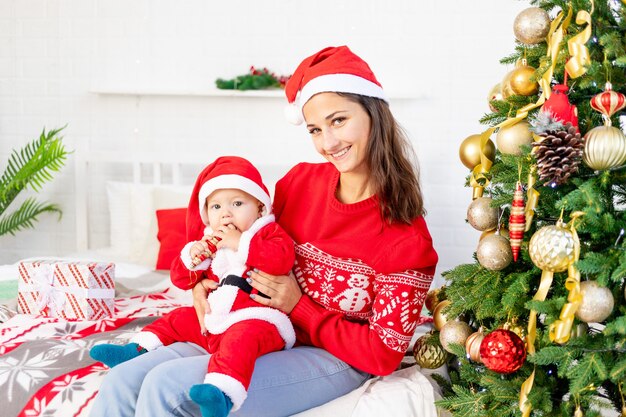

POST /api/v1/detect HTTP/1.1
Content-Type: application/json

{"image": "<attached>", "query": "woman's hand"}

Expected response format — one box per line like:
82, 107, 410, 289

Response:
248, 270, 302, 314
192, 279, 218, 334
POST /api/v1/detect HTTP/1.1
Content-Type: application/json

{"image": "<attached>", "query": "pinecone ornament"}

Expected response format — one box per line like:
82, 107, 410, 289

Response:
530, 114, 583, 185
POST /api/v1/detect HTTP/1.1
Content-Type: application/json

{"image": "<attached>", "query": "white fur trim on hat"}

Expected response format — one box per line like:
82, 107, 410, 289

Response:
203, 372, 247, 411
131, 331, 164, 351
198, 174, 272, 225
205, 303, 296, 350
287, 73, 387, 125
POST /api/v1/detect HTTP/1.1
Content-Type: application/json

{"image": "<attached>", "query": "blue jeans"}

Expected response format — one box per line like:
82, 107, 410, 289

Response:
90, 342, 370, 417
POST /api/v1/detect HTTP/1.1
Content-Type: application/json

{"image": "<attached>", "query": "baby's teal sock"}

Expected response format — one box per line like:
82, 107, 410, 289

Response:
189, 383, 233, 417
89, 342, 147, 368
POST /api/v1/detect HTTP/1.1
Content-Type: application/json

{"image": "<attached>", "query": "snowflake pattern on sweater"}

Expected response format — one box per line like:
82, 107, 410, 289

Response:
293, 243, 432, 353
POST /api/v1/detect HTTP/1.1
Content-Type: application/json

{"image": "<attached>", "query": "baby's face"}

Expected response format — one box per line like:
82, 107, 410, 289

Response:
205, 188, 261, 232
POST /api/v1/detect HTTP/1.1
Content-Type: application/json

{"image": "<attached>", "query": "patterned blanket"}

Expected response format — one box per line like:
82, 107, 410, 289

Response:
0, 288, 188, 417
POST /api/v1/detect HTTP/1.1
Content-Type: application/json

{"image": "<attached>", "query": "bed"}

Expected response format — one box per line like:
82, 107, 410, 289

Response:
0, 152, 448, 417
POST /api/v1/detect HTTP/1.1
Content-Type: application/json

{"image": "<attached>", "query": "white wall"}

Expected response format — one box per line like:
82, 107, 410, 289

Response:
0, 0, 529, 284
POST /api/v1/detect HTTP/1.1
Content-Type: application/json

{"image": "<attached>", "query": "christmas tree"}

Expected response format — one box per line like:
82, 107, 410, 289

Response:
416, 1, 626, 416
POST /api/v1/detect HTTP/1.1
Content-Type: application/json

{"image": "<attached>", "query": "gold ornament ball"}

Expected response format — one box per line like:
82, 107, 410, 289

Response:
513, 7, 551, 45
503, 321, 526, 343
583, 125, 626, 171
480, 227, 509, 241
509, 64, 539, 96
529, 223, 576, 272
413, 333, 449, 369
425, 287, 444, 313
477, 234, 513, 271
501, 70, 516, 100
440, 321, 473, 353
488, 83, 503, 111
575, 281, 615, 323
433, 299, 452, 331
459, 134, 496, 170
496, 121, 534, 155
465, 330, 485, 362
467, 197, 499, 231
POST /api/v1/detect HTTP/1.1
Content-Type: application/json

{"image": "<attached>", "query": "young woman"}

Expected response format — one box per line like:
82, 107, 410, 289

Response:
90, 45, 438, 417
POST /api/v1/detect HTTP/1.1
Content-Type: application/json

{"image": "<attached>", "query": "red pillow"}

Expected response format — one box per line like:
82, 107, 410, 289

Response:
155, 208, 187, 270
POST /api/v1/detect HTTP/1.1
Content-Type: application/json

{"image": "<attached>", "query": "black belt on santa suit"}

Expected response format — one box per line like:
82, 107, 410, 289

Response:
219, 274, 269, 298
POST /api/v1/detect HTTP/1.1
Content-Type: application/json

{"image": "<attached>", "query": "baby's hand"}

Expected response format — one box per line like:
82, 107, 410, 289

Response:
214, 224, 242, 251
190, 235, 221, 267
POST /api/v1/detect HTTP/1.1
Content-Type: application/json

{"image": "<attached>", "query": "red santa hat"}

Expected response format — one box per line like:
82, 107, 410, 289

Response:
284, 45, 387, 125
186, 156, 272, 241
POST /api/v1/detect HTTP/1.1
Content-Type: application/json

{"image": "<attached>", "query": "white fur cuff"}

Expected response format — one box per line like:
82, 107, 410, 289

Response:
130, 331, 164, 351
181, 241, 212, 271
203, 372, 248, 411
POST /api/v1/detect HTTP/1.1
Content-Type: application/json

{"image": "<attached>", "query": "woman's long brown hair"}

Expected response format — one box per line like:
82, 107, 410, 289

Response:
338, 92, 425, 224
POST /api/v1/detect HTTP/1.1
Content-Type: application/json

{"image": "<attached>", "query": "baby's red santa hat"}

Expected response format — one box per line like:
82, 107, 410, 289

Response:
186, 156, 272, 242
284, 45, 387, 125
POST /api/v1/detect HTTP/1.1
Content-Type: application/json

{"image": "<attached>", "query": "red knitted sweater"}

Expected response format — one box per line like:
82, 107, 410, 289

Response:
273, 163, 438, 375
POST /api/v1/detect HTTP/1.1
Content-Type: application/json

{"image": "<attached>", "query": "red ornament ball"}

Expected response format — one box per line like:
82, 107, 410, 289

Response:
479, 329, 526, 374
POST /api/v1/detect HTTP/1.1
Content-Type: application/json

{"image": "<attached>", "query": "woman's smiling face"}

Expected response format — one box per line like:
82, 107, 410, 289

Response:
303, 92, 372, 176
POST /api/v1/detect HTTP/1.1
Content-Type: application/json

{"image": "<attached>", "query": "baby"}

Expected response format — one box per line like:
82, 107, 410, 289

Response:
91, 156, 296, 417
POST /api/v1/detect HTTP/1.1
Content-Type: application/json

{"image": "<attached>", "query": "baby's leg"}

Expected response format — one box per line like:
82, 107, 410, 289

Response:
190, 319, 284, 417
91, 306, 208, 368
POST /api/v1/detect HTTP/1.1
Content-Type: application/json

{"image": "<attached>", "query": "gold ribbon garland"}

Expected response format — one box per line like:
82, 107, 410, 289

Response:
525, 165, 540, 231
470, 128, 495, 198
470, 6, 572, 202
565, 1, 593, 79
549, 212, 584, 344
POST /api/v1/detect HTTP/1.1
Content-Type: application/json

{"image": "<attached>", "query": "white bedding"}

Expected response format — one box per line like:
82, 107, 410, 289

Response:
1, 252, 447, 417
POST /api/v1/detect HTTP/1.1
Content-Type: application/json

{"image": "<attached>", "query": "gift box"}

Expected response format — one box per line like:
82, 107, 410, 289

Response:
17, 260, 116, 320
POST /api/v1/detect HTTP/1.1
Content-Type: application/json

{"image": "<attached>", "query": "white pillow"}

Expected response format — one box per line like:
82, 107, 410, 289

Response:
106, 182, 191, 268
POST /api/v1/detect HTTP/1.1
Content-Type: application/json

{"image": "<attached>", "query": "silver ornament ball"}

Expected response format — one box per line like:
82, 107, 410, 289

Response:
477, 233, 513, 271
575, 281, 615, 323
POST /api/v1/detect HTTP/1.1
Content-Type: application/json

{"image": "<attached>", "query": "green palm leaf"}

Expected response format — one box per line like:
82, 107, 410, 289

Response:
0, 198, 62, 236
0, 126, 69, 237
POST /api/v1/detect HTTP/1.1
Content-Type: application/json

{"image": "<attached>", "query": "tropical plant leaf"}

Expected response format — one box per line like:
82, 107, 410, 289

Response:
0, 197, 62, 236
0, 126, 68, 215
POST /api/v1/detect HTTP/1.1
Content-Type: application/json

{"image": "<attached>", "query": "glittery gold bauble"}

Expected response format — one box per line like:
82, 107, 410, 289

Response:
582, 125, 626, 171
513, 7, 551, 45
575, 281, 615, 323
477, 234, 513, 271
501, 70, 515, 100
412, 332, 449, 369
503, 321, 526, 342
509, 62, 539, 96
459, 134, 496, 170
425, 287, 443, 313
433, 299, 452, 331
465, 329, 485, 362
496, 121, 534, 155
480, 227, 509, 241
467, 197, 499, 231
440, 321, 473, 353
528, 222, 575, 272
488, 83, 502, 112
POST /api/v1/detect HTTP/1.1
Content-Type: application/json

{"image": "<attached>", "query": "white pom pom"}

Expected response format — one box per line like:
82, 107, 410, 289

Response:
284, 103, 304, 125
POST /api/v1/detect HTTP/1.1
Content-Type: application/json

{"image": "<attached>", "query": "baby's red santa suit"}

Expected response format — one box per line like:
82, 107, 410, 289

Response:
137, 156, 296, 411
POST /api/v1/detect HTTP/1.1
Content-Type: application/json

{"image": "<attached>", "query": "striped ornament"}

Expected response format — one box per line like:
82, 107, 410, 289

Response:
590, 82, 626, 118
509, 181, 526, 262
